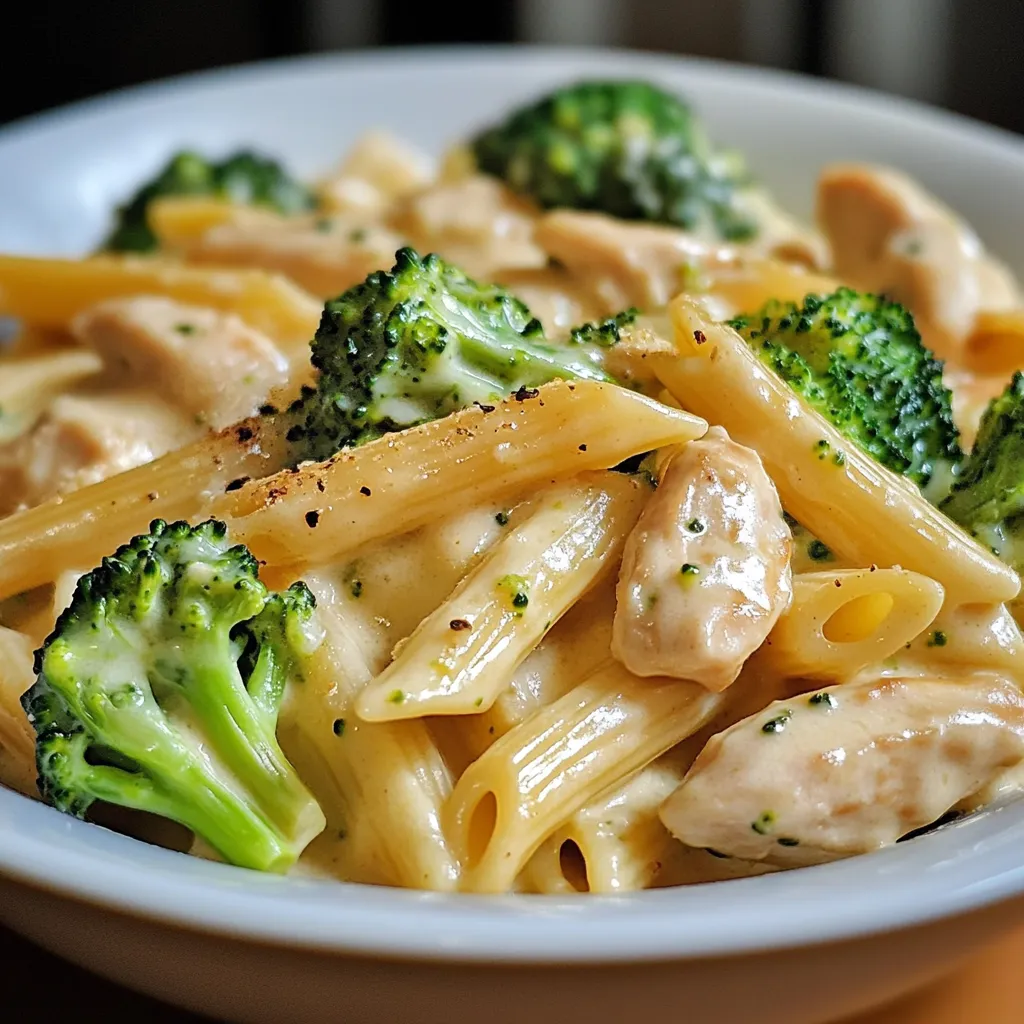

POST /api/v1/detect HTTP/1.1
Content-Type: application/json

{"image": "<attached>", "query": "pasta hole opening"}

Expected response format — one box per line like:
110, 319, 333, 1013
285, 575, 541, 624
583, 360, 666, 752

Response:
558, 840, 590, 893
466, 790, 498, 868
823, 592, 894, 643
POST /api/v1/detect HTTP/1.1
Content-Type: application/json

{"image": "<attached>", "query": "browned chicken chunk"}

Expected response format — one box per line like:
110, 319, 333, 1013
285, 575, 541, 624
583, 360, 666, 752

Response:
817, 163, 1019, 357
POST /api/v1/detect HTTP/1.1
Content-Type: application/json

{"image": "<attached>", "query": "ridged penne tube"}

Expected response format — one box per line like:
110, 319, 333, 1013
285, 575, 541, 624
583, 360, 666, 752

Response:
445, 660, 726, 893
0, 413, 293, 602
520, 755, 689, 894
758, 569, 945, 681
654, 298, 1019, 605
278, 574, 459, 890
357, 474, 646, 721
0, 348, 102, 440
148, 196, 249, 245
0, 348, 102, 410
0, 626, 38, 798
695, 259, 839, 321
214, 380, 706, 572
0, 255, 321, 358
430, 579, 620, 774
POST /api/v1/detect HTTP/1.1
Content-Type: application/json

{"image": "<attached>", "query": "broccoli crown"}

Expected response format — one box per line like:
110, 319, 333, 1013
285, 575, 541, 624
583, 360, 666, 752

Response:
22, 519, 325, 872
289, 247, 613, 461
104, 149, 316, 252
569, 307, 639, 347
729, 288, 962, 491
472, 79, 756, 241
940, 372, 1024, 559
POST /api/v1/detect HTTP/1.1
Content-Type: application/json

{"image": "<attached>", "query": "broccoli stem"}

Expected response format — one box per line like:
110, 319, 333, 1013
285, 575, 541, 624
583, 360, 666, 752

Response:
76, 742, 296, 871
177, 642, 321, 847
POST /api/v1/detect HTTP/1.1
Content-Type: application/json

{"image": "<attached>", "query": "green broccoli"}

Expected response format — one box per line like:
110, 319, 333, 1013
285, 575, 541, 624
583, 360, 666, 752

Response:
569, 307, 639, 347
286, 247, 616, 461
104, 150, 316, 253
21, 519, 325, 872
940, 372, 1024, 564
471, 79, 756, 241
729, 288, 962, 494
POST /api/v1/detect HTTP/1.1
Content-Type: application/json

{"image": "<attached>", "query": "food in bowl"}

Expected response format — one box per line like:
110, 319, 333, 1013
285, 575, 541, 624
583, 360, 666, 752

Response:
1, 78, 1023, 896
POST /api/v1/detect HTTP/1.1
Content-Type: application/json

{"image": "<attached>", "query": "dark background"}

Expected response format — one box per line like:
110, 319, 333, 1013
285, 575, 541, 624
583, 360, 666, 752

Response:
1, 0, 1023, 133
1, 0, 1022, 1020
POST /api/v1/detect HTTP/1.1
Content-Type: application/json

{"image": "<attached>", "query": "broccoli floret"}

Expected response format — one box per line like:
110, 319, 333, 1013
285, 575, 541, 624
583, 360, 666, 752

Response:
940, 372, 1024, 562
569, 307, 639, 347
472, 80, 756, 241
21, 519, 325, 872
104, 150, 316, 253
288, 247, 614, 460
729, 288, 962, 493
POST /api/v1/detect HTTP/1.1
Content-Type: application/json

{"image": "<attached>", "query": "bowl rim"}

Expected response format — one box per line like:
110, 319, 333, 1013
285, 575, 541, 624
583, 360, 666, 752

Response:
2, 44, 1024, 964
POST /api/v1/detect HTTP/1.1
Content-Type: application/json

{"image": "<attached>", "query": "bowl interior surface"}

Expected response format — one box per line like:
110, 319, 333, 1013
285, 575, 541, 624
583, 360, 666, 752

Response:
1, 45, 1024, 962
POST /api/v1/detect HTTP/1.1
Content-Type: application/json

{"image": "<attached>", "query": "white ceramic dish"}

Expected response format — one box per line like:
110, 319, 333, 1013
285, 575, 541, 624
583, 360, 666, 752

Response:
2, 45, 1024, 1024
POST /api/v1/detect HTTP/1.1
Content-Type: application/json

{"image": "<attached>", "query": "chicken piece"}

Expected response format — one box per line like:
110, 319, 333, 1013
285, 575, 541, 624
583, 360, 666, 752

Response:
817, 164, 1020, 358
172, 211, 403, 299
534, 210, 738, 313
0, 391, 195, 515
74, 297, 288, 429
661, 675, 1024, 866
612, 427, 792, 690
319, 131, 434, 217
396, 174, 546, 279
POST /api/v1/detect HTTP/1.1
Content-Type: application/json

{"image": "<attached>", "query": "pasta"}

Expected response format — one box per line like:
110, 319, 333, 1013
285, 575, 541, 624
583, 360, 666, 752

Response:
0, 255, 321, 363
445, 661, 728, 893
758, 568, 945, 681
2, 77, 1024, 896
357, 474, 645, 720
212, 379, 704, 571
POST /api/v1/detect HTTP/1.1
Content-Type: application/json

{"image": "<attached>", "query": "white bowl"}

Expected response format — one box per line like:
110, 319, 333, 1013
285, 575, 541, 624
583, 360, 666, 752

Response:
2, 46, 1024, 1024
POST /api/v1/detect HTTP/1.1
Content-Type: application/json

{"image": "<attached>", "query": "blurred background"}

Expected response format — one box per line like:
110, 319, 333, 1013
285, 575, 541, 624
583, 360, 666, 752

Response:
2, 0, 1023, 132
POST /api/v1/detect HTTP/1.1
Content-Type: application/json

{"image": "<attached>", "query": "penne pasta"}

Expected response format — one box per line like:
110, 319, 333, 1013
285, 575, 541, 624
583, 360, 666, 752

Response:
430, 578, 620, 775
148, 196, 253, 245
0, 626, 38, 798
445, 660, 727, 893
0, 255, 321, 358
278, 573, 460, 890
653, 297, 1020, 605
757, 568, 945, 682
357, 474, 646, 721
520, 753, 690, 894
693, 258, 840, 322
214, 380, 707, 573
0, 347, 102, 440
0, 412, 293, 603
